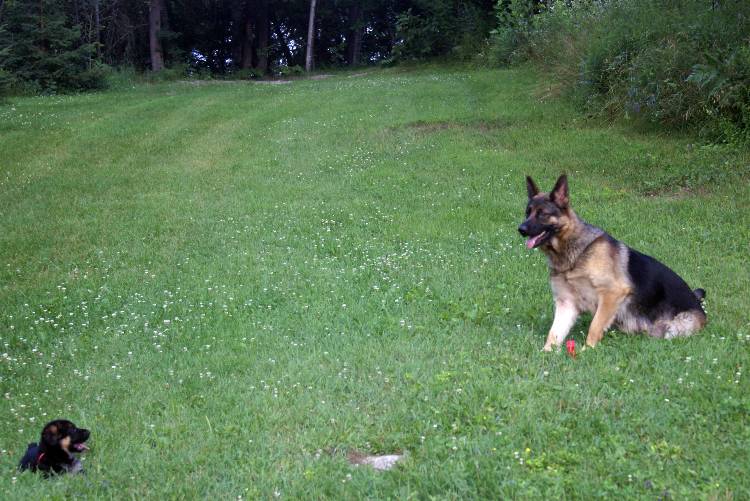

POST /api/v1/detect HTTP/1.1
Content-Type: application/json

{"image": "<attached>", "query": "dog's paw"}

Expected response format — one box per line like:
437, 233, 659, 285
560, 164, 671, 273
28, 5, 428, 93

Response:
542, 343, 556, 352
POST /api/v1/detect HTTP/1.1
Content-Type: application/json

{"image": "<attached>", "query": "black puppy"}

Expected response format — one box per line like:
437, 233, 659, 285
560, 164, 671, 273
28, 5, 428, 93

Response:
19, 419, 90, 475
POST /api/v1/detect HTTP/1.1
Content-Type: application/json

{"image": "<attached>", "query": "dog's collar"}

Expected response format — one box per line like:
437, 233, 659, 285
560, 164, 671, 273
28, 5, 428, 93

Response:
36, 452, 46, 465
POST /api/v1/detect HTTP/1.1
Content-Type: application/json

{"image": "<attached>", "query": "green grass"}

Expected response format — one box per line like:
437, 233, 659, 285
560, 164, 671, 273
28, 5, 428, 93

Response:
1, 66, 749, 499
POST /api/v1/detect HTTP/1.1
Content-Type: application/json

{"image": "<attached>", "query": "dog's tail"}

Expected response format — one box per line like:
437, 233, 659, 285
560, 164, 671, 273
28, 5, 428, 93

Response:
693, 288, 706, 301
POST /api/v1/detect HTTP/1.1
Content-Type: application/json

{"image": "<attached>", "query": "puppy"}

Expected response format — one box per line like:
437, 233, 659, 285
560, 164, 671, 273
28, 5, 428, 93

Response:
519, 174, 706, 350
19, 419, 90, 475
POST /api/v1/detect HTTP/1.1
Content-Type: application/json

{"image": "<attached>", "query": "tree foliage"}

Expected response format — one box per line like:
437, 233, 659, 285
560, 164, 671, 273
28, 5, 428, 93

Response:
0, 0, 104, 93
0, 0, 498, 94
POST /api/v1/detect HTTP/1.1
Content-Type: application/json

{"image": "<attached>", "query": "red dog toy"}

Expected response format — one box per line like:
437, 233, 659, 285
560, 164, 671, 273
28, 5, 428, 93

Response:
566, 339, 576, 358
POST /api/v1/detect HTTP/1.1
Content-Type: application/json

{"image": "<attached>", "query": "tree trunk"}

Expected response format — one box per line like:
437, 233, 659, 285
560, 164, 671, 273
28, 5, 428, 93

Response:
240, 1, 254, 69
148, 0, 164, 71
94, 0, 100, 57
255, 0, 269, 73
39, 0, 48, 53
231, 4, 244, 66
160, 0, 171, 58
346, 4, 363, 66
305, 0, 317, 72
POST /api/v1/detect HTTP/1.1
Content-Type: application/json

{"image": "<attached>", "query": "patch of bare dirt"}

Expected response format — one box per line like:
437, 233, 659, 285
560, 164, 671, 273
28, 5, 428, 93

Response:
402, 118, 508, 134
643, 184, 710, 199
253, 80, 293, 85
180, 80, 248, 86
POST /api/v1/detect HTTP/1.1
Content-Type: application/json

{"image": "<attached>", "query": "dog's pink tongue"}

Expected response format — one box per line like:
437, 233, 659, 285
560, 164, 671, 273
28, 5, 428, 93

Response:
526, 234, 542, 249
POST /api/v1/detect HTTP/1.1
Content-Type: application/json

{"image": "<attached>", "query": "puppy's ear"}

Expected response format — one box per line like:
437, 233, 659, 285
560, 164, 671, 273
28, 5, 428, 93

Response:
42, 424, 61, 447
550, 174, 569, 208
526, 176, 540, 199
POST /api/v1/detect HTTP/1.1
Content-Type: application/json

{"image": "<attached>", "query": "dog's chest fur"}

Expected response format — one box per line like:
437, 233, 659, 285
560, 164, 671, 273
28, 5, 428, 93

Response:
546, 225, 632, 314
551, 273, 600, 313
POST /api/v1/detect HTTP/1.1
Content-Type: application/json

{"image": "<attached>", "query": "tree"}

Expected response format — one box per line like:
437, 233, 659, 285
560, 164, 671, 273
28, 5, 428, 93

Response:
304, 0, 316, 72
1, 0, 501, 92
393, 0, 495, 61
0, 0, 103, 92
239, 0, 253, 69
94, 0, 101, 57
346, 3, 363, 66
149, 0, 164, 71
255, 0, 269, 72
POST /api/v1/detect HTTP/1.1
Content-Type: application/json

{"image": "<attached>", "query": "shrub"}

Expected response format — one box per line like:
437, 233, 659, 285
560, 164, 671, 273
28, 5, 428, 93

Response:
687, 45, 750, 143
273, 65, 304, 78
488, 0, 537, 66
393, 9, 448, 61
392, 2, 495, 62
0, 67, 16, 97
492, 0, 750, 143
155, 63, 190, 81
232, 68, 263, 80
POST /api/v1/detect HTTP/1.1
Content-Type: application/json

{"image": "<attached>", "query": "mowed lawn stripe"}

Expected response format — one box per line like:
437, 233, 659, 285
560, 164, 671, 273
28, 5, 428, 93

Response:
1, 67, 748, 499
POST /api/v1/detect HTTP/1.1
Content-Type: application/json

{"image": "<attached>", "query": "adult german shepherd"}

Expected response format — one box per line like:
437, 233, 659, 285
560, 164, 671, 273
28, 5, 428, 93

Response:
518, 174, 706, 351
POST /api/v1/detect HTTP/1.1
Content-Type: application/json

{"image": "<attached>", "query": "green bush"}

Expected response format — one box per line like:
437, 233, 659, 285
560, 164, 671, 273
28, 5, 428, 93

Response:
393, 9, 449, 60
105, 66, 142, 90
687, 45, 750, 143
392, 2, 495, 62
273, 65, 304, 78
491, 0, 750, 143
139, 63, 190, 82
0, 67, 16, 97
232, 68, 263, 80
488, 0, 536, 65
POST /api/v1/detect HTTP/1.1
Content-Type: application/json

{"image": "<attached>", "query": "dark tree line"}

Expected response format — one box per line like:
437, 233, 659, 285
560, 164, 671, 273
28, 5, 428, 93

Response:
0, 0, 495, 93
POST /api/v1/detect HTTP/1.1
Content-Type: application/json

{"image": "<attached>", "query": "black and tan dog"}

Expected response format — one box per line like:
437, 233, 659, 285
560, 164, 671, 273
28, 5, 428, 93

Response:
519, 174, 706, 351
19, 419, 90, 475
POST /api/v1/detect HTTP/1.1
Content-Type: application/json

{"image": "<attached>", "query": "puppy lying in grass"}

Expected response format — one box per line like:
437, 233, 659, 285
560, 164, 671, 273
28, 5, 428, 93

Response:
19, 419, 90, 476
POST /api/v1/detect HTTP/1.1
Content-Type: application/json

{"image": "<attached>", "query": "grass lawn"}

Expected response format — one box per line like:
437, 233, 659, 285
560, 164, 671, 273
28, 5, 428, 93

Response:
1, 66, 749, 499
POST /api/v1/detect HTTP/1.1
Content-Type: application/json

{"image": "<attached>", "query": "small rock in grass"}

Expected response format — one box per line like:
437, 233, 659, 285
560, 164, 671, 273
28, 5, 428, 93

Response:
347, 451, 404, 471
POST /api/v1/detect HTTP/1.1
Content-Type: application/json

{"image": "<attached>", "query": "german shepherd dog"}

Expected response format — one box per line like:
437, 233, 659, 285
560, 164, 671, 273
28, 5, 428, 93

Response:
19, 419, 90, 475
518, 174, 706, 351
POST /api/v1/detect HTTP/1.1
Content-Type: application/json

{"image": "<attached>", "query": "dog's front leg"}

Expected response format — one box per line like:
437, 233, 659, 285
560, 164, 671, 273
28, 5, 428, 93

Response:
585, 291, 625, 348
543, 301, 579, 351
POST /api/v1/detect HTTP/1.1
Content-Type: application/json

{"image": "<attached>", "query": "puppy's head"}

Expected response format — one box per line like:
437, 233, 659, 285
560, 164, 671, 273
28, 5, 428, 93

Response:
518, 174, 573, 249
41, 420, 90, 454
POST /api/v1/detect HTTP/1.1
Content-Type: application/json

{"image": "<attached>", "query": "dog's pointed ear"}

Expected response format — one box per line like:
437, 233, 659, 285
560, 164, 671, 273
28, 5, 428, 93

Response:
42, 424, 60, 447
551, 174, 569, 208
526, 176, 540, 198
